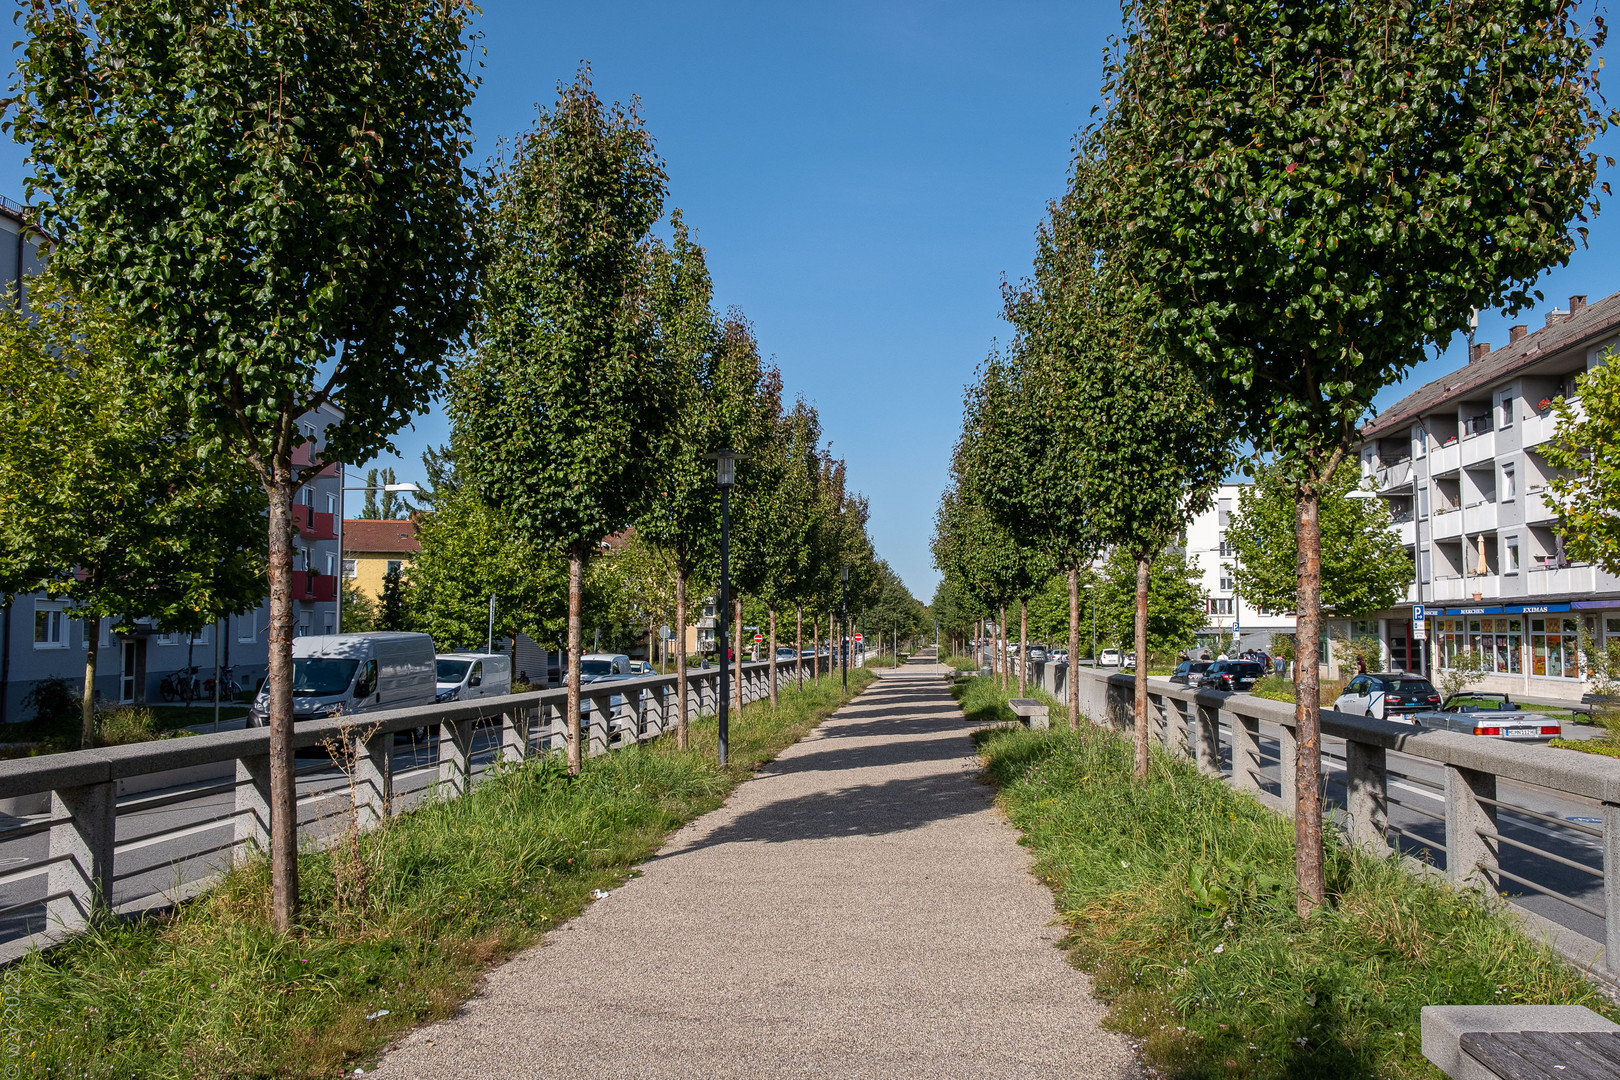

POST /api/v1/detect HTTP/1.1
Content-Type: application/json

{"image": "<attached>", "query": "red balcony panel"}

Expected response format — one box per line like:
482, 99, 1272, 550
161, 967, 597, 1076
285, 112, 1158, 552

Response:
291, 442, 314, 468
289, 570, 312, 599
290, 504, 313, 533
310, 574, 337, 603
307, 511, 337, 540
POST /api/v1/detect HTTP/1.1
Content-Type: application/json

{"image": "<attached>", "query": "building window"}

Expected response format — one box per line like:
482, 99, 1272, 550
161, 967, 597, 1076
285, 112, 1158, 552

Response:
325, 553, 336, 577
238, 612, 258, 643
33, 602, 67, 649
1219, 567, 1235, 592
1498, 393, 1514, 428
1501, 462, 1516, 501
295, 622, 311, 638
156, 630, 180, 646
1504, 538, 1520, 574
385, 559, 402, 576
1531, 617, 1581, 678
1218, 536, 1234, 557
342, 558, 357, 578
324, 613, 336, 635
326, 492, 337, 515
1208, 598, 1234, 616
1438, 616, 1523, 675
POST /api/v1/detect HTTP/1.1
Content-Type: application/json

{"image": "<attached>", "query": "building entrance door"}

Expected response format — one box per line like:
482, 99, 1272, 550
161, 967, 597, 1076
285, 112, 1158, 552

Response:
1387, 618, 1421, 675
120, 640, 137, 703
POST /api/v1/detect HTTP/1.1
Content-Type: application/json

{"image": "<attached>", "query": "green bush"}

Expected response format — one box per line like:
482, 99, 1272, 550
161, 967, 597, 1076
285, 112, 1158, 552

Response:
974, 685, 1611, 1079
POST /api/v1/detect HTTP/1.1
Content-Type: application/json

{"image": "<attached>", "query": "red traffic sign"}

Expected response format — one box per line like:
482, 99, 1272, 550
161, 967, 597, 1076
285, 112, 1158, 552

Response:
753, 633, 763, 643
854, 633, 864, 642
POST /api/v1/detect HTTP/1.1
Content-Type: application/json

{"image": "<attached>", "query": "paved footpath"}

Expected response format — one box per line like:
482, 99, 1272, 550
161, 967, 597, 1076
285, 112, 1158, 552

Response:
372, 662, 1140, 1080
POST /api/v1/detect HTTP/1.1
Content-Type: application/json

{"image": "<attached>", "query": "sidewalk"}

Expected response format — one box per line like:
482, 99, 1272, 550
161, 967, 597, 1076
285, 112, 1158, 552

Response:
372, 661, 1139, 1080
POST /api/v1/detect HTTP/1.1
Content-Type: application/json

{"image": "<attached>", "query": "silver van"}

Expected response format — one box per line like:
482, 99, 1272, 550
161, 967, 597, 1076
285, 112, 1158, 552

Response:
436, 652, 513, 703
248, 632, 437, 725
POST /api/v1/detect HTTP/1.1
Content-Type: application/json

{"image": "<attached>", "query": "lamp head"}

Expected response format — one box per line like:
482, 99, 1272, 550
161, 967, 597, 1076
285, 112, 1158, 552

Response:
705, 449, 737, 488
840, 566, 849, 584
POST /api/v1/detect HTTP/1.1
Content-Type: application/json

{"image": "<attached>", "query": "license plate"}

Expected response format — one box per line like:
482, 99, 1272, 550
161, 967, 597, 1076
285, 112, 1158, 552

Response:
1505, 728, 1536, 738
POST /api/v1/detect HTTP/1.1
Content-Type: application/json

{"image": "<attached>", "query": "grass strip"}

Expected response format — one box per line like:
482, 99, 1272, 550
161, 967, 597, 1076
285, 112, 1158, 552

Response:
12, 667, 874, 1080
960, 674, 1612, 1079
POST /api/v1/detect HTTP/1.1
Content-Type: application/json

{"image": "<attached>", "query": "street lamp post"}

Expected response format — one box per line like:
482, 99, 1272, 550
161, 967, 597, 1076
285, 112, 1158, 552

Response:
708, 450, 736, 767
1085, 582, 1097, 666
334, 477, 419, 634
840, 566, 849, 693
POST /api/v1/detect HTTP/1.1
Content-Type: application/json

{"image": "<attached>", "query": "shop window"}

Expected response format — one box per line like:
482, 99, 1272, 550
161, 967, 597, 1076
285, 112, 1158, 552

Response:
1531, 617, 1581, 678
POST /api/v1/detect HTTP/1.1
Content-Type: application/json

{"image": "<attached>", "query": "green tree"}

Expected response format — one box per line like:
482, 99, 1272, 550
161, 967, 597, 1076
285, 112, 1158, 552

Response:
378, 566, 408, 633
1091, 0, 1611, 912
340, 578, 379, 635
12, 0, 482, 931
360, 467, 408, 520
1093, 547, 1207, 662
1545, 356, 1620, 572
0, 276, 266, 748
404, 487, 565, 653
1226, 464, 1411, 619
449, 69, 670, 775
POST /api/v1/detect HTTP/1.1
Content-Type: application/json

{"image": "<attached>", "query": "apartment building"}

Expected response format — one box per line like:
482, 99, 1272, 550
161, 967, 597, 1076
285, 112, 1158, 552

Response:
1185, 483, 1299, 654
1353, 290, 1620, 702
341, 517, 419, 603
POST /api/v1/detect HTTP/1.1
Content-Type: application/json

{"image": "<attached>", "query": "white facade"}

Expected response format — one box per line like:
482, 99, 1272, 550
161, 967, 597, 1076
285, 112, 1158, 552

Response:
1184, 483, 1298, 653
1353, 290, 1620, 702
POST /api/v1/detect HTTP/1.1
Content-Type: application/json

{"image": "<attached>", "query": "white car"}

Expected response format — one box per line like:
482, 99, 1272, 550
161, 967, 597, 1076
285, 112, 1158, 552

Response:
435, 652, 512, 703
1099, 648, 1123, 667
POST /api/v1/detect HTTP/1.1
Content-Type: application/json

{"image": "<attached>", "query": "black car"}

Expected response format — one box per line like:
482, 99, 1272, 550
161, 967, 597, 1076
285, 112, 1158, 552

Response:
1200, 660, 1267, 692
1170, 660, 1213, 687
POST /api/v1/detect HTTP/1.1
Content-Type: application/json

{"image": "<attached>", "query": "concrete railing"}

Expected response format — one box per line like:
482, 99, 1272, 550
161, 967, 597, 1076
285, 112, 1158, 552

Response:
0, 654, 833, 960
1020, 660, 1620, 975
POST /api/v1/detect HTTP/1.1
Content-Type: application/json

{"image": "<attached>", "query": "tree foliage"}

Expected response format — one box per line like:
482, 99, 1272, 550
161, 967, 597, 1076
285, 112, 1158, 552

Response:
1225, 465, 1412, 618
1545, 356, 1620, 574
1092, 547, 1207, 658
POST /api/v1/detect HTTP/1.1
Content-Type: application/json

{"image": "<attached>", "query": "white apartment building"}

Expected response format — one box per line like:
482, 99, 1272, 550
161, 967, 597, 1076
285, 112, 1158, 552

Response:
1353, 290, 1620, 703
1185, 483, 1298, 654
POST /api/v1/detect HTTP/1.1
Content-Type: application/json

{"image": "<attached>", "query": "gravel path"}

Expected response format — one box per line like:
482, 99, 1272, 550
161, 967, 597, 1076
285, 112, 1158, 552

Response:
370, 662, 1140, 1080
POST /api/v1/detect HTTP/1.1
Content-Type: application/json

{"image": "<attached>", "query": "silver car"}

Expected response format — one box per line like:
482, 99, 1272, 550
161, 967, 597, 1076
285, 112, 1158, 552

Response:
1412, 693, 1563, 741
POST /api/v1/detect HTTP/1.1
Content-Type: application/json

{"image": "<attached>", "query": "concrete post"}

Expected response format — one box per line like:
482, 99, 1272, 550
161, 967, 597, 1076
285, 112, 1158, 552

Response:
545, 701, 567, 755
1194, 702, 1221, 777
502, 705, 530, 764
46, 781, 115, 928
1231, 715, 1261, 793
587, 691, 613, 757
1345, 739, 1389, 853
1164, 696, 1189, 758
439, 718, 473, 796
1604, 802, 1620, 973
352, 728, 392, 830
1444, 764, 1498, 890
233, 753, 273, 860
1278, 722, 1298, 819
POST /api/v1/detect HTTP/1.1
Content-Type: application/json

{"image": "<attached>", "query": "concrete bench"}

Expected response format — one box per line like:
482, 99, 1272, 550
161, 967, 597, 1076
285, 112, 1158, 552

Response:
1422, 1005, 1620, 1079
1008, 698, 1049, 731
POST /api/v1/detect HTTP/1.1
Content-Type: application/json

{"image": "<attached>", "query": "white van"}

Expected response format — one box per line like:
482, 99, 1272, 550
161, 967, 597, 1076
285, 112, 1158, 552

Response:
247, 632, 437, 726
436, 652, 513, 703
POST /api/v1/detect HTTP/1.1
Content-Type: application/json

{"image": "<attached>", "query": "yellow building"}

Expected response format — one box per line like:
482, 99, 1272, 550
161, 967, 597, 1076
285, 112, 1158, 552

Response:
341, 518, 419, 601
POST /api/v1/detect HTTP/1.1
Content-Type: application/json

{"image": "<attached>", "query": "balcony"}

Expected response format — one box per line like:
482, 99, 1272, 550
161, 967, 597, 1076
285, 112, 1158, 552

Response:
1522, 398, 1584, 448
1527, 564, 1596, 597
1396, 519, 1416, 547
1525, 489, 1557, 524
1429, 576, 1466, 601
290, 504, 312, 532
1429, 441, 1459, 475
1375, 459, 1413, 492
1432, 507, 1464, 540
289, 571, 338, 603
1460, 430, 1496, 468
1463, 501, 1497, 533
303, 511, 337, 540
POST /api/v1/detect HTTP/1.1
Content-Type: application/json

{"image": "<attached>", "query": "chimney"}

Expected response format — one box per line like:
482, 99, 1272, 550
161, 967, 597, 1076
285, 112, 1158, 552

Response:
1545, 308, 1571, 328
1570, 294, 1588, 315
1509, 324, 1528, 344
1470, 342, 1491, 363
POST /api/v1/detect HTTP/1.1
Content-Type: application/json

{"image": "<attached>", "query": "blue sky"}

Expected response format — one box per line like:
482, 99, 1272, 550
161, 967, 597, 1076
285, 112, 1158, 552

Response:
2, 1, 1617, 602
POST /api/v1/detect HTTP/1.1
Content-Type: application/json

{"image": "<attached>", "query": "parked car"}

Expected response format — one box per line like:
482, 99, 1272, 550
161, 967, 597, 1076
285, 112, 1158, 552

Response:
248, 631, 436, 726
574, 653, 633, 683
777, 647, 799, 661
1125, 651, 1136, 669
1099, 648, 1123, 667
1170, 660, 1214, 687
1025, 645, 1049, 664
1332, 673, 1442, 721
1412, 693, 1562, 740
1199, 659, 1266, 692
435, 652, 513, 703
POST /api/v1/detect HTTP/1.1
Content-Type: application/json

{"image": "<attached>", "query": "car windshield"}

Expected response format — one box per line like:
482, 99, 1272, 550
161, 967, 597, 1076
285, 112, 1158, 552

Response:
437, 659, 472, 683
291, 658, 358, 697
1191, 662, 1212, 672
579, 660, 615, 677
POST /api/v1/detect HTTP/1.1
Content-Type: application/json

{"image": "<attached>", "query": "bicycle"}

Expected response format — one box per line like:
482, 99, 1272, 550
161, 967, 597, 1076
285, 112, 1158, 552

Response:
202, 666, 245, 702
158, 666, 203, 703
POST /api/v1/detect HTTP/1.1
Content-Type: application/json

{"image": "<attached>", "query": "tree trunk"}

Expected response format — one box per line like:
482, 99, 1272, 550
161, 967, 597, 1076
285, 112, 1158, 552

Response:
768, 606, 779, 708
1294, 486, 1326, 915
566, 550, 584, 776
80, 613, 99, 750
1068, 566, 1080, 731
676, 569, 688, 750
795, 605, 803, 691
734, 596, 744, 719
1018, 599, 1028, 696
999, 602, 1008, 692
1133, 555, 1150, 779
813, 615, 819, 679
266, 478, 299, 933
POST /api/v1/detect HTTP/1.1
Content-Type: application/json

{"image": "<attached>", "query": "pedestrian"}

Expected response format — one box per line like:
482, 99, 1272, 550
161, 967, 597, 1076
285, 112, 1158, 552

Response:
1356, 658, 1367, 676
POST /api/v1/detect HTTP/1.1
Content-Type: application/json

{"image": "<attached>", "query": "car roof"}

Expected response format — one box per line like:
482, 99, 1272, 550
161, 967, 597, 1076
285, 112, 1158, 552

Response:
580, 652, 629, 662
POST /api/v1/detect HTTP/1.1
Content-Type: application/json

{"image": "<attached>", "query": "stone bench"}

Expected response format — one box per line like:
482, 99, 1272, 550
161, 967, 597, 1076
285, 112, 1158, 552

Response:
1422, 1005, 1620, 1079
1008, 698, 1049, 731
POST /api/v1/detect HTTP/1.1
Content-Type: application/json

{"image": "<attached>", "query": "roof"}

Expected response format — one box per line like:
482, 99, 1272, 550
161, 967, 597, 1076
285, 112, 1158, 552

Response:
343, 518, 419, 554
1361, 287, 1620, 439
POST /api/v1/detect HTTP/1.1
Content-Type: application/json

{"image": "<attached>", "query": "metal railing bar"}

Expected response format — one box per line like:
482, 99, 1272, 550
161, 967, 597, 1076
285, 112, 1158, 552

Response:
117, 778, 246, 815
1480, 830, 1603, 878
1492, 866, 1607, 920
1473, 796, 1605, 838
1385, 796, 1445, 823
1385, 824, 1445, 852
0, 891, 68, 921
